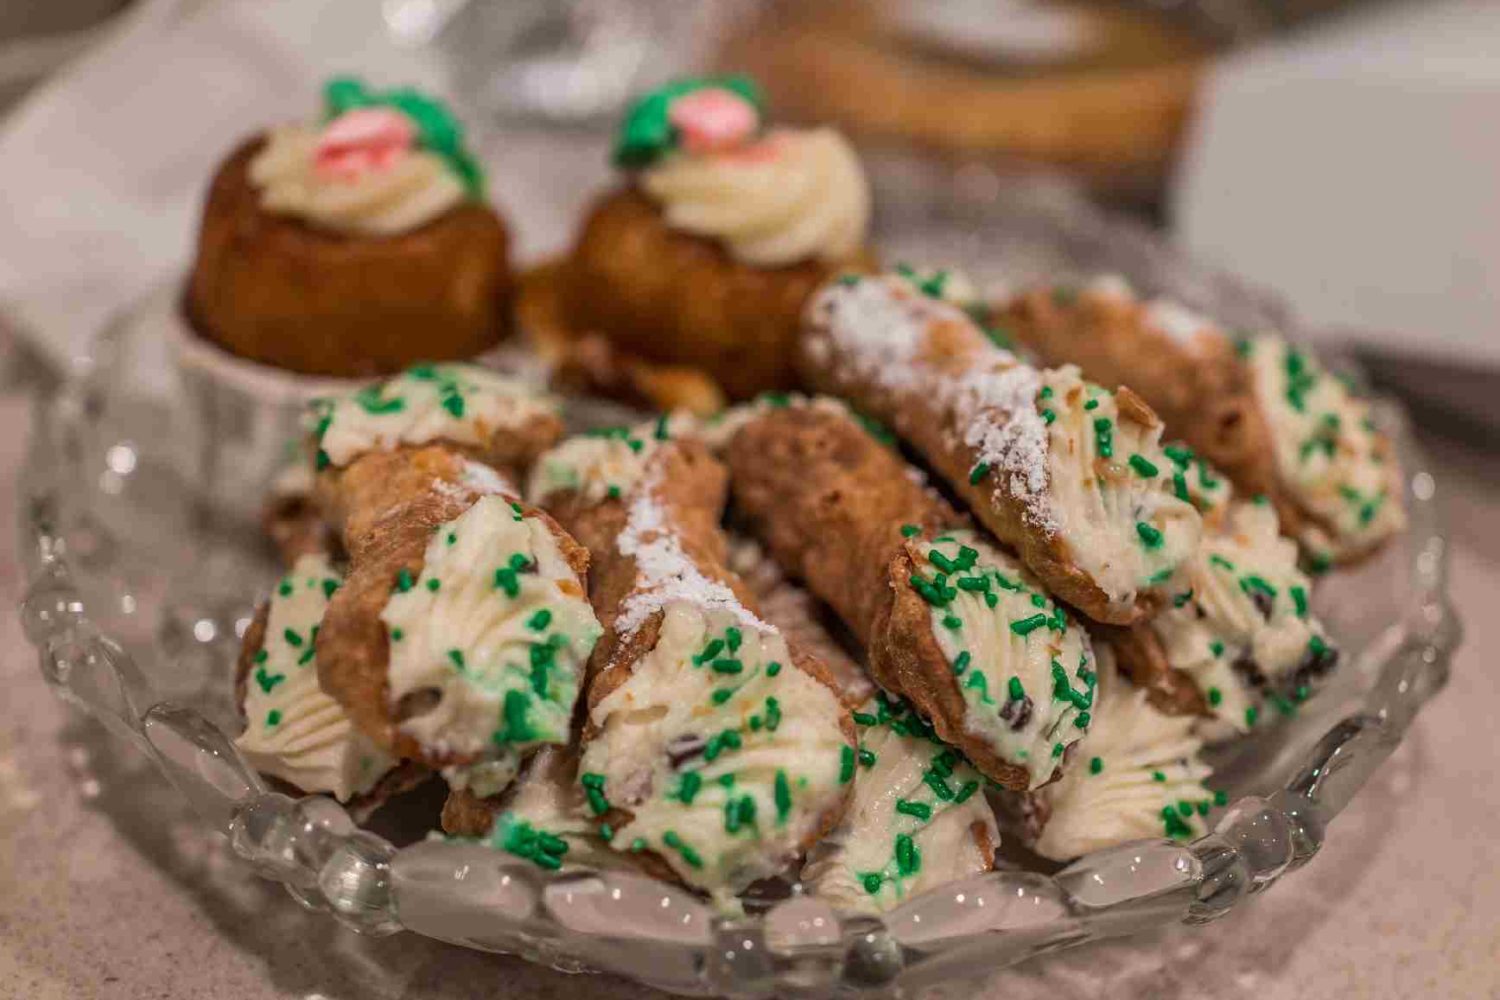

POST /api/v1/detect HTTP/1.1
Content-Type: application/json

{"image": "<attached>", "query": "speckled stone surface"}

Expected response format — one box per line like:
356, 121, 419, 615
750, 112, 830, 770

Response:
1, 385, 1498, 1000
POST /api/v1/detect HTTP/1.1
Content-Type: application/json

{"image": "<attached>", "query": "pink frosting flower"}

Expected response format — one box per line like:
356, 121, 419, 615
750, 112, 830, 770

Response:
668, 87, 758, 155
314, 107, 415, 180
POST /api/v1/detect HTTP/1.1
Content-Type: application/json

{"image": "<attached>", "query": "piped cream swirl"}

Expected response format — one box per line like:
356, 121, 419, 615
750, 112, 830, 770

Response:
250, 123, 466, 237
640, 127, 869, 267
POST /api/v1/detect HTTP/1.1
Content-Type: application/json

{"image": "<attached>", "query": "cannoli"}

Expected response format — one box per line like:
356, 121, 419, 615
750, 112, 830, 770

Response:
801, 692, 999, 913
730, 532, 999, 912
1003, 278, 1404, 564
531, 435, 854, 904
234, 553, 420, 812
1024, 647, 1218, 862
1115, 494, 1339, 737
314, 453, 601, 796
798, 271, 1202, 626
723, 401, 1097, 790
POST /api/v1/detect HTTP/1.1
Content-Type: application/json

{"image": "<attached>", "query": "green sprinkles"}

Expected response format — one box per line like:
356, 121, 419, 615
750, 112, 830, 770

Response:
969, 462, 991, 485
1136, 521, 1164, 549
1093, 417, 1114, 458
1128, 454, 1159, 478
661, 831, 704, 870
1007, 676, 1025, 701
266, 709, 282, 727
952, 651, 971, 675
774, 770, 793, 824
1011, 613, 1049, 636
1089, 756, 1103, 775
900, 523, 921, 538
895, 799, 932, 821
840, 745, 856, 784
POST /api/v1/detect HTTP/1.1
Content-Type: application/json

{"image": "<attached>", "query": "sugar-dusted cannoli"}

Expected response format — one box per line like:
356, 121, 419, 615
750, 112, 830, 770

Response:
235, 553, 411, 810
1024, 648, 1218, 861
1003, 279, 1404, 564
723, 402, 1097, 789
533, 436, 854, 905
798, 271, 1202, 626
314, 451, 601, 796
802, 692, 998, 913
1115, 495, 1339, 738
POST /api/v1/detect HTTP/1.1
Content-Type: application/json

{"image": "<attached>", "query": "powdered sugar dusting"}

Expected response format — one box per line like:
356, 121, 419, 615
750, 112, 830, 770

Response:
461, 459, 516, 497
805, 274, 1056, 532
614, 458, 773, 638
1144, 298, 1215, 347
953, 365, 1055, 531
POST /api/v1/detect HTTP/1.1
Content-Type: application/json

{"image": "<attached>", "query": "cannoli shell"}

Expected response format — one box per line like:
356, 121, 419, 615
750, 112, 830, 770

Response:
1002, 289, 1292, 533
796, 302, 1151, 626
723, 405, 1036, 789
314, 453, 590, 764
723, 405, 960, 640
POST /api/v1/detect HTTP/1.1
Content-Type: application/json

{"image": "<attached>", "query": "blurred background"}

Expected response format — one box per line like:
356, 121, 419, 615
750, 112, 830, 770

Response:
1, 0, 1497, 429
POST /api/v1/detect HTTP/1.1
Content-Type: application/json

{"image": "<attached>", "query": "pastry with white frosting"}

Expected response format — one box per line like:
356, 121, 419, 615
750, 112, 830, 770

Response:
536, 434, 854, 907
314, 447, 600, 805
185, 76, 512, 377
1004, 277, 1403, 565
556, 75, 874, 401
798, 271, 1202, 626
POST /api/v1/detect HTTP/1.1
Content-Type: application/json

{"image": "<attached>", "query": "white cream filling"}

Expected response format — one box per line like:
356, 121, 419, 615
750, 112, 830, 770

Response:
915, 530, 1094, 789
312, 364, 556, 469
250, 123, 467, 237
1246, 335, 1404, 558
236, 554, 395, 801
802, 696, 996, 913
1153, 500, 1335, 736
1042, 367, 1203, 603
642, 127, 869, 267
381, 496, 601, 764
1033, 655, 1215, 861
579, 603, 849, 905
480, 747, 631, 873
527, 427, 659, 506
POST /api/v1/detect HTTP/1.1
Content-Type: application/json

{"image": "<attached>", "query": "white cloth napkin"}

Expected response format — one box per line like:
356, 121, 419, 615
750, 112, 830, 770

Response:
1173, 0, 1500, 370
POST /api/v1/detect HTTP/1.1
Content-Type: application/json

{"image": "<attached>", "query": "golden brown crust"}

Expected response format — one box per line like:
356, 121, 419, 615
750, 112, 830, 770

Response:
314, 452, 590, 765
722, 405, 1035, 789
233, 601, 271, 716
796, 291, 1149, 626
185, 136, 513, 377
1100, 625, 1210, 718
1003, 288, 1293, 530
566, 188, 873, 401
724, 405, 959, 638
519, 261, 728, 417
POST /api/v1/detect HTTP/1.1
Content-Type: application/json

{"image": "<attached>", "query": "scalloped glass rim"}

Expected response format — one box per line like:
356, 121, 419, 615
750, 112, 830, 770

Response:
15, 236, 1461, 998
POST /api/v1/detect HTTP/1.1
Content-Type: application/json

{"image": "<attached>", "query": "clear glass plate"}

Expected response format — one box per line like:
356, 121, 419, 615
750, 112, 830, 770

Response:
14, 184, 1460, 996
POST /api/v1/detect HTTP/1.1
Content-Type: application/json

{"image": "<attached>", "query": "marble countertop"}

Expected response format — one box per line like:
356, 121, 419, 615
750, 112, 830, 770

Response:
1, 372, 1497, 1000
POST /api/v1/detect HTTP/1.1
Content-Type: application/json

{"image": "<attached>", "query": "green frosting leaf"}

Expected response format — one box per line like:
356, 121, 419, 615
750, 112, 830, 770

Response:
612, 74, 763, 170
319, 76, 485, 197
